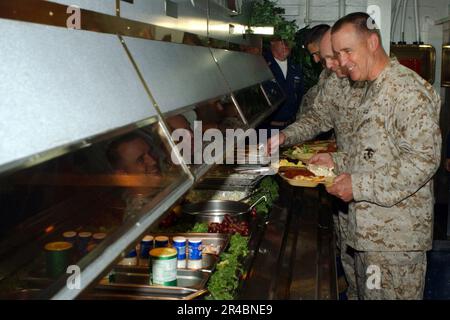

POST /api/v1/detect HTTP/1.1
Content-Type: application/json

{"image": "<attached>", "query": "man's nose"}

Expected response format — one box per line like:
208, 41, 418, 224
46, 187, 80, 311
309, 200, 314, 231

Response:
338, 53, 348, 67
143, 153, 156, 165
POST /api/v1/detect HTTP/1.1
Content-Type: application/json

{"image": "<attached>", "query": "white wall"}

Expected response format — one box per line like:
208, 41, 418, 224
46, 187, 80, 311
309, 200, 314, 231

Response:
279, 0, 391, 52
279, 0, 449, 89
279, 0, 368, 27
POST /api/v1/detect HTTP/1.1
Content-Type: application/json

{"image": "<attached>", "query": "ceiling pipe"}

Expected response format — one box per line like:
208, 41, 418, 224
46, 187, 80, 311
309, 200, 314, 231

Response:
391, 0, 402, 42
391, 0, 398, 22
400, 0, 408, 44
339, 0, 346, 18
305, 0, 311, 25
413, 0, 421, 44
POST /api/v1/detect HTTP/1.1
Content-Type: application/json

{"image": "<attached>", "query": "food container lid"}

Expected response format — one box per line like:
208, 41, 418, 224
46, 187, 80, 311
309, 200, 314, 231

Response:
172, 236, 186, 243
188, 238, 202, 244
150, 247, 177, 259
45, 242, 73, 252
78, 232, 92, 238
63, 231, 77, 238
125, 249, 137, 258
93, 233, 107, 240
142, 235, 154, 242
155, 236, 169, 242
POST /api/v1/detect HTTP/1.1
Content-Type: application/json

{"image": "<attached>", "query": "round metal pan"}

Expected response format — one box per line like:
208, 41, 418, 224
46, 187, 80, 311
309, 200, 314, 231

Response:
182, 197, 266, 223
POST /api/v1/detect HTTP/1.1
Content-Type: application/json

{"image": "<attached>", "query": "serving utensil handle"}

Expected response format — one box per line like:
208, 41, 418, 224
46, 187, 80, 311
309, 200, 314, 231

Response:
248, 196, 267, 211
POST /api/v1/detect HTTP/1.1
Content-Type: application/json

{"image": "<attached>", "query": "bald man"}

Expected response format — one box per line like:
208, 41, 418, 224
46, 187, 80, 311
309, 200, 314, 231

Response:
310, 12, 441, 300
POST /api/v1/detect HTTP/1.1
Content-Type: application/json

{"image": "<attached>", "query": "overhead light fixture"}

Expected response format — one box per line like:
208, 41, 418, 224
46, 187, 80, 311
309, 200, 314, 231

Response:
248, 26, 274, 35
231, 25, 274, 35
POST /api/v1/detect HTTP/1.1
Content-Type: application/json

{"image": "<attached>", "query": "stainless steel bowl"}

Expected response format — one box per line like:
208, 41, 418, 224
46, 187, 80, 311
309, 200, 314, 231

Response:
182, 197, 266, 224
182, 200, 250, 223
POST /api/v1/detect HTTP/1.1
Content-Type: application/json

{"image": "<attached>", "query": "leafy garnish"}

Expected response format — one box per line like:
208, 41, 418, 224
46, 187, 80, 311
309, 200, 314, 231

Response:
206, 234, 249, 300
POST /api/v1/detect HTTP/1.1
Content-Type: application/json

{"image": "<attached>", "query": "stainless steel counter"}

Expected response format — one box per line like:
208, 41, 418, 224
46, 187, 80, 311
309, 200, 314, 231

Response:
238, 178, 338, 300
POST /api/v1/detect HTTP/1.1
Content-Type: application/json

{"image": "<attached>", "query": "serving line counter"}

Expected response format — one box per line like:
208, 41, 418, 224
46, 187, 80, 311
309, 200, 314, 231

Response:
76, 169, 338, 301
0, 0, 283, 300
0, 0, 336, 300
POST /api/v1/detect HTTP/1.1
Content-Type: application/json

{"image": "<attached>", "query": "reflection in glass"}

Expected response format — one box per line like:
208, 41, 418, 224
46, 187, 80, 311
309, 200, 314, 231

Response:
182, 32, 206, 46
212, 0, 241, 12
233, 85, 272, 125
165, 95, 244, 136
0, 122, 188, 299
239, 43, 262, 55
164, 95, 245, 169
261, 79, 285, 108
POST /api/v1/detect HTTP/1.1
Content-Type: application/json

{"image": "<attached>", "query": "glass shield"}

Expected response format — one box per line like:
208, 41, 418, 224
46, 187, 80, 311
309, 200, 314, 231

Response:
0, 121, 191, 299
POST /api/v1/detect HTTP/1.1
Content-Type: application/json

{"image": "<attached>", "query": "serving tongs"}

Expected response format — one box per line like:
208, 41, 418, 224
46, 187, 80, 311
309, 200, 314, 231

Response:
233, 166, 276, 175
234, 163, 308, 175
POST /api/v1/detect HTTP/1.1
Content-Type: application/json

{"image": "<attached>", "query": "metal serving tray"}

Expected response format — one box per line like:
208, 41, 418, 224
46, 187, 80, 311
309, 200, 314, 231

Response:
84, 233, 231, 300
154, 232, 231, 261
95, 269, 210, 296
185, 189, 251, 203
105, 269, 208, 289
196, 165, 265, 191
115, 253, 218, 273
87, 269, 209, 300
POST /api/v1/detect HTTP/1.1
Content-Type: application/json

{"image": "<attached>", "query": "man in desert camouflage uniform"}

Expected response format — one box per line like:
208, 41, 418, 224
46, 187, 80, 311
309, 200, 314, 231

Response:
311, 12, 441, 299
296, 68, 330, 117
267, 29, 366, 299
297, 24, 331, 117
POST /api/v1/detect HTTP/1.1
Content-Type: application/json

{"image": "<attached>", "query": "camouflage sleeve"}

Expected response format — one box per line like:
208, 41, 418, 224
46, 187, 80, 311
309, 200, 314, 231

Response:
296, 70, 329, 120
331, 152, 350, 175
351, 93, 442, 207
296, 84, 319, 119
282, 86, 334, 146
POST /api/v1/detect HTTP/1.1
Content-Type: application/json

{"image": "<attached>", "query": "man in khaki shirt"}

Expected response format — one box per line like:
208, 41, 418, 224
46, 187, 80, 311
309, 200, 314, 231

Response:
310, 12, 441, 299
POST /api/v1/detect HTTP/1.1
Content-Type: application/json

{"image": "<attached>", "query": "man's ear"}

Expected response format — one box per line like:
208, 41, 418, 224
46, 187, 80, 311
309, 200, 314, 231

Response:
367, 33, 380, 52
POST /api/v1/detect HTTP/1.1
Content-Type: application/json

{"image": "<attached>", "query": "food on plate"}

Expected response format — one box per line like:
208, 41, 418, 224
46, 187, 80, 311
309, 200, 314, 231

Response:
283, 146, 315, 161
311, 140, 338, 151
276, 159, 306, 168
280, 164, 336, 187
282, 168, 323, 181
283, 140, 337, 160
307, 164, 335, 178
